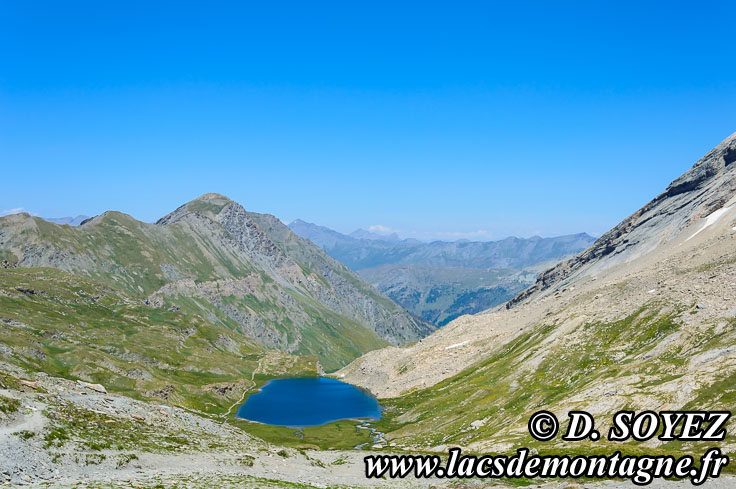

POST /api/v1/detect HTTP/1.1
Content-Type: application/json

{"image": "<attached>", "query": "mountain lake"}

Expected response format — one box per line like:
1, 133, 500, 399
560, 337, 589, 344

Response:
236, 377, 382, 427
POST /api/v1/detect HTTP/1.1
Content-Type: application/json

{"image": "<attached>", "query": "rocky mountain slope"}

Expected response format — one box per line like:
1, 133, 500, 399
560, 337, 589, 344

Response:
0, 194, 432, 370
508, 132, 736, 308
339, 132, 736, 453
290, 220, 594, 323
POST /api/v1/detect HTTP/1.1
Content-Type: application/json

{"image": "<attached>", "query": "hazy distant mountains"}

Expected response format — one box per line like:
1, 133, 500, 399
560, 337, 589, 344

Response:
289, 219, 595, 324
348, 228, 402, 242
42, 215, 89, 226
289, 219, 593, 269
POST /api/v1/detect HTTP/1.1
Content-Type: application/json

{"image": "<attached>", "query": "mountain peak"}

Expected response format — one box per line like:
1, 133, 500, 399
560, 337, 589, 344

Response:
156, 193, 238, 225
194, 192, 232, 202
349, 228, 401, 242
74, 210, 138, 227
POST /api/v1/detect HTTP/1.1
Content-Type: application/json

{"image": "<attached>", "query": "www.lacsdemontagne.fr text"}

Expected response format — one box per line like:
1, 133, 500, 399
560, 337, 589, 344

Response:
364, 447, 728, 485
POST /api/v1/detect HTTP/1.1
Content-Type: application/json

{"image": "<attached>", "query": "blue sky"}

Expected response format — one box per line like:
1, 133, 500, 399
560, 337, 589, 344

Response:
1, 1, 734, 240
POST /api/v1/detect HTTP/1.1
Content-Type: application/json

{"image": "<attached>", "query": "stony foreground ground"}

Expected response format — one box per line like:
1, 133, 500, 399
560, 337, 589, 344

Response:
0, 364, 732, 489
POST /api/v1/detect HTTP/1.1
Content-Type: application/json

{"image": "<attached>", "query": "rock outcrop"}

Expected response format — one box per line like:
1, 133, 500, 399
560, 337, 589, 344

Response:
508, 131, 736, 308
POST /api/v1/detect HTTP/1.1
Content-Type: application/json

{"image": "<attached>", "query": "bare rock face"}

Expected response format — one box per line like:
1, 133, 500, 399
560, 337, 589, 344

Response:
508, 131, 736, 308
160, 195, 434, 345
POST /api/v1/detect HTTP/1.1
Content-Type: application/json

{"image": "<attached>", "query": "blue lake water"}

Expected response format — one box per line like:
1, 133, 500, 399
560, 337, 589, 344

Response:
236, 377, 382, 427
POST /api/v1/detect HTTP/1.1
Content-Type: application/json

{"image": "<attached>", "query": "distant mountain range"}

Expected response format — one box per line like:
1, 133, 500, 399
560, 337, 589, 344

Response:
289, 219, 596, 324
348, 228, 402, 242
41, 215, 89, 226
289, 219, 595, 269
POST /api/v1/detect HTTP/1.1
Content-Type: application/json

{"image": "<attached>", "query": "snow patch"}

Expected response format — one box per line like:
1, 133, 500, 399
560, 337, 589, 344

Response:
686, 205, 734, 241
445, 340, 469, 350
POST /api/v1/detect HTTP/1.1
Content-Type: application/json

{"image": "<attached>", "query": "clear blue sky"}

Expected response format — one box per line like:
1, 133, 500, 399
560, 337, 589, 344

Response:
1, 1, 734, 240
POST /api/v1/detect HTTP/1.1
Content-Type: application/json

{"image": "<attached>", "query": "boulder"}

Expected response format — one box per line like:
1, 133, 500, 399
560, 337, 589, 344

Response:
76, 380, 107, 394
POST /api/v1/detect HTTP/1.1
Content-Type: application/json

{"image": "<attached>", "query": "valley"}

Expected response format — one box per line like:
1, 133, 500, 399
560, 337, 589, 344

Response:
0, 133, 735, 488
289, 220, 594, 325
339, 132, 736, 458
357, 262, 548, 325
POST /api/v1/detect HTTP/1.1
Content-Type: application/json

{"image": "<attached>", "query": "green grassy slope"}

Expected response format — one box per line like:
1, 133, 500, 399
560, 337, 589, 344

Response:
26, 211, 255, 296
0, 267, 318, 414
0, 194, 423, 370
373, 302, 736, 454
0, 266, 383, 449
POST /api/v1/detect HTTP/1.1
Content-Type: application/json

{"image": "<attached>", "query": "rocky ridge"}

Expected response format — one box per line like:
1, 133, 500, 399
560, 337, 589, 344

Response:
0, 193, 433, 370
508, 132, 736, 308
